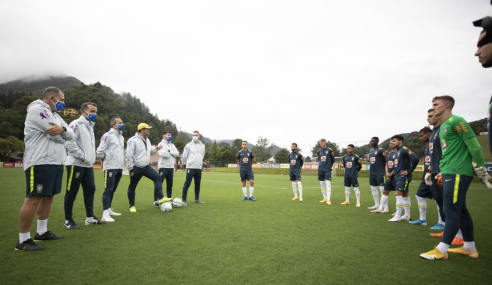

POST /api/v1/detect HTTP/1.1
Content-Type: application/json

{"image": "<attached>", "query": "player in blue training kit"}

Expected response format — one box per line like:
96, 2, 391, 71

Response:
317, 138, 335, 205
367, 137, 386, 210
236, 141, 256, 201
341, 144, 362, 207
387, 135, 419, 222
289, 143, 304, 201
409, 126, 433, 226
371, 141, 397, 213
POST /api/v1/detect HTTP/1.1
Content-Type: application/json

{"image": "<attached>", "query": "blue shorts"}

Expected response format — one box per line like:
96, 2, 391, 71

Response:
318, 170, 332, 181
240, 170, 254, 181
290, 171, 301, 181
25, 165, 64, 197
344, 176, 359, 187
395, 178, 411, 193
369, 174, 385, 186
416, 179, 433, 199
384, 177, 396, 191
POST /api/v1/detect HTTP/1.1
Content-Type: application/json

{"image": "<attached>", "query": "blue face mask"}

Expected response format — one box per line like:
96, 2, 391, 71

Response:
192, 136, 199, 142
166, 136, 172, 142
51, 98, 65, 112
85, 111, 97, 122
117, 124, 124, 132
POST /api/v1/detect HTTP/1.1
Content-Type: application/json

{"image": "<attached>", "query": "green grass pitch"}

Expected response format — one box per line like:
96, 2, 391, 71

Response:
0, 168, 491, 284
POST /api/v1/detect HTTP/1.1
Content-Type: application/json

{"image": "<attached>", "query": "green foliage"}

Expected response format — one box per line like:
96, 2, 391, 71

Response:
0, 76, 81, 94
274, 148, 290, 163
252, 137, 273, 162
0, 136, 24, 161
232, 138, 242, 150
207, 140, 237, 165
311, 140, 341, 157
469, 118, 486, 135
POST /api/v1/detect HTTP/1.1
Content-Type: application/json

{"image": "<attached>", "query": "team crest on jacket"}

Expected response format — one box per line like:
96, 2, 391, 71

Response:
247, 153, 250, 157
75, 172, 80, 179
36, 184, 43, 193
351, 157, 354, 161
443, 127, 447, 134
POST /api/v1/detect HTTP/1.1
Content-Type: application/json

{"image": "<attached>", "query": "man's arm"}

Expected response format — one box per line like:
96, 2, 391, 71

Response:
330, 151, 335, 168
408, 150, 420, 174
356, 156, 362, 172
65, 122, 85, 161
169, 144, 179, 157
182, 144, 189, 164
158, 142, 172, 159
299, 155, 304, 168
126, 139, 135, 170
96, 133, 109, 160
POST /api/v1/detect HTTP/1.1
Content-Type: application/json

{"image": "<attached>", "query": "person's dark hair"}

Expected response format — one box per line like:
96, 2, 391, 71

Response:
162, 130, 171, 136
428, 108, 434, 113
347, 144, 355, 148
43, 87, 61, 99
371, 137, 379, 141
432, 95, 455, 110
81, 102, 97, 113
419, 127, 432, 134
390, 135, 404, 142
292, 143, 298, 147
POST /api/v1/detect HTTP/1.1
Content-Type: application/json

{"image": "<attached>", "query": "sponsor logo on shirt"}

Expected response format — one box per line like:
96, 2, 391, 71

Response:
243, 158, 248, 163
321, 156, 326, 161
370, 157, 375, 164
394, 159, 398, 165
291, 160, 296, 165
429, 143, 433, 151
388, 161, 394, 167
425, 156, 431, 165
347, 162, 353, 168
441, 141, 447, 149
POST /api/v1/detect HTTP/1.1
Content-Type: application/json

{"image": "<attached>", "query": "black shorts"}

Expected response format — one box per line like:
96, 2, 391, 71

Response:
318, 170, 332, 181
344, 176, 359, 187
416, 179, 433, 199
384, 177, 396, 191
369, 174, 385, 186
290, 171, 301, 181
240, 170, 254, 181
24, 165, 63, 197
395, 178, 411, 193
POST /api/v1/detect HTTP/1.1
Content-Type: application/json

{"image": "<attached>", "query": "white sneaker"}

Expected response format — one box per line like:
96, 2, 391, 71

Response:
401, 215, 411, 221
109, 208, 121, 216
368, 205, 378, 210
102, 214, 115, 222
383, 207, 389, 213
388, 216, 401, 222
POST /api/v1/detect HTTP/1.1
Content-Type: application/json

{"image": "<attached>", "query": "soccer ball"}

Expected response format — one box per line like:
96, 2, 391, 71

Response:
172, 198, 183, 208
160, 202, 172, 212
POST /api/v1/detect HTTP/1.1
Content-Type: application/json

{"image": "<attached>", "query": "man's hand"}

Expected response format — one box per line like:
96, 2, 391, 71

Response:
46, 122, 64, 136
424, 172, 433, 186
156, 145, 163, 151
473, 163, 492, 189
401, 170, 408, 176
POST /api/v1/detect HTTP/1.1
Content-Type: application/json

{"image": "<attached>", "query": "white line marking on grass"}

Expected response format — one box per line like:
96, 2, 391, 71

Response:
201, 179, 289, 190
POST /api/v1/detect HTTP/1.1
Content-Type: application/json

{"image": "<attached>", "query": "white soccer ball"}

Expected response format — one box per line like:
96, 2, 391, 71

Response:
160, 202, 172, 212
172, 198, 183, 208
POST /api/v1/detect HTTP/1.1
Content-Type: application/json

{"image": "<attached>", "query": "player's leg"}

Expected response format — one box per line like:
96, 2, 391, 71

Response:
410, 180, 433, 225
353, 177, 360, 207
34, 165, 64, 240
291, 172, 298, 200
430, 174, 445, 230
319, 171, 327, 202
102, 170, 116, 222
64, 165, 83, 227
389, 179, 405, 221
193, 169, 203, 203
241, 174, 248, 200
325, 176, 332, 205
402, 188, 411, 220
81, 167, 104, 225
181, 169, 193, 204
165, 168, 173, 198
142, 165, 164, 206
342, 176, 350, 204
249, 177, 256, 201
296, 174, 303, 201
109, 169, 122, 215
127, 166, 144, 210
368, 175, 379, 209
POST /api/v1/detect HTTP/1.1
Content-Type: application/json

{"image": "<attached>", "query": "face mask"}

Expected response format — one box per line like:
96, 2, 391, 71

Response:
51, 97, 65, 112
85, 110, 97, 122
192, 136, 199, 142
166, 136, 172, 142
117, 124, 124, 132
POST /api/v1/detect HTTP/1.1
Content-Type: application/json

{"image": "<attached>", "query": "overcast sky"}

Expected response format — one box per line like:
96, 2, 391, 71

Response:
0, 0, 490, 155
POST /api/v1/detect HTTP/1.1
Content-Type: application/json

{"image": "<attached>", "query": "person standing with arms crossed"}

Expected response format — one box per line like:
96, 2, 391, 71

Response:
16, 87, 73, 250
97, 117, 125, 222
181, 131, 206, 205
